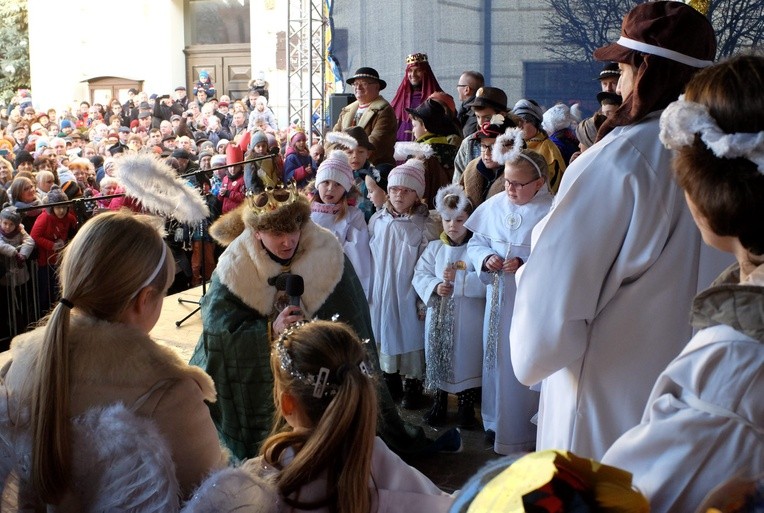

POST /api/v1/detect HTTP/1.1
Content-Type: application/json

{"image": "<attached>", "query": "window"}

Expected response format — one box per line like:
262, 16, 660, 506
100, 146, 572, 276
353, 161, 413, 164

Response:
186, 0, 251, 46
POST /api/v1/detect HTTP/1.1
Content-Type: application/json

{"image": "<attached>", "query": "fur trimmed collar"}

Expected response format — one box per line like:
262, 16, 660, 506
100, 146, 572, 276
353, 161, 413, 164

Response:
7, 314, 216, 404
214, 221, 345, 317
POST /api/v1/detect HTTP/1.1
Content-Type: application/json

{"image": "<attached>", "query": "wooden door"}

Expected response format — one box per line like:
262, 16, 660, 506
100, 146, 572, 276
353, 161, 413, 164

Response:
185, 45, 251, 101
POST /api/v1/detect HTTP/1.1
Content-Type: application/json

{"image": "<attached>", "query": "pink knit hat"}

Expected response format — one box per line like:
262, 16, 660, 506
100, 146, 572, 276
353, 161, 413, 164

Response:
387, 158, 425, 198
316, 150, 354, 192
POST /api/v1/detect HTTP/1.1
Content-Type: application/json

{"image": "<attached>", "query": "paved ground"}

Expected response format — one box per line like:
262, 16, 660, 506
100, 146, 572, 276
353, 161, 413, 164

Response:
398, 396, 502, 493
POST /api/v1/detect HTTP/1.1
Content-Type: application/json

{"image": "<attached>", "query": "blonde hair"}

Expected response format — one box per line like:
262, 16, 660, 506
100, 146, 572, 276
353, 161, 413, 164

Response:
67, 157, 95, 176
261, 321, 377, 513
30, 210, 174, 502
506, 149, 548, 181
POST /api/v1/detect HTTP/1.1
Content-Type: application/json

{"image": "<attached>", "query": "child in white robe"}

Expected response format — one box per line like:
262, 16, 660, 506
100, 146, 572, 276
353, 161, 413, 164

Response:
413, 184, 485, 428
466, 129, 553, 454
369, 158, 439, 408
309, 150, 371, 296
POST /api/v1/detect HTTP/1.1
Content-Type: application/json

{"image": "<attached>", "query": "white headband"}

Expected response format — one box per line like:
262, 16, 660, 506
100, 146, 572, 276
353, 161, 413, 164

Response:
616, 36, 714, 68
130, 243, 168, 299
660, 95, 764, 175
516, 152, 544, 179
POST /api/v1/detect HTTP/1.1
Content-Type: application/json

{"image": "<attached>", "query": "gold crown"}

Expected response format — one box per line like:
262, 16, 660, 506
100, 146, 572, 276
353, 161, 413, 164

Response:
246, 182, 299, 216
406, 53, 428, 65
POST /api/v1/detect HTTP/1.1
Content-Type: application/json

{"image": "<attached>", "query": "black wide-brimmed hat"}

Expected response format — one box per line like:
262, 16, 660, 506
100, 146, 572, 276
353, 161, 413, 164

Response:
406, 99, 456, 137
346, 67, 387, 90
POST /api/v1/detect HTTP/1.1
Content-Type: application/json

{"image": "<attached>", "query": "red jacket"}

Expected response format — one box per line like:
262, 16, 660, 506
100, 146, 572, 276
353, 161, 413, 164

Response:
218, 171, 247, 214
30, 210, 78, 267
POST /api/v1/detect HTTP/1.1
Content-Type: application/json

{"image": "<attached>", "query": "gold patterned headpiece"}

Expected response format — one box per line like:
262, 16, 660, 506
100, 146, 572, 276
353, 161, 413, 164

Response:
406, 53, 428, 65
246, 182, 299, 216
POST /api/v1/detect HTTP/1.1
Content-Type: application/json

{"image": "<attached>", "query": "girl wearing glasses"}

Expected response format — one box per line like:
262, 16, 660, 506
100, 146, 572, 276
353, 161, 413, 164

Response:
465, 133, 552, 454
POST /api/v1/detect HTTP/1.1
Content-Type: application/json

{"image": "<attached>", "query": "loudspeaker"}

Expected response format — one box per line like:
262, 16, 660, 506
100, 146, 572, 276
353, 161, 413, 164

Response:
328, 93, 356, 128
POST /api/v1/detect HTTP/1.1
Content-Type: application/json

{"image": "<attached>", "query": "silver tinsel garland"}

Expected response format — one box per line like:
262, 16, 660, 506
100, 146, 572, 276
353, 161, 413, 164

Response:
484, 271, 504, 370
424, 295, 456, 391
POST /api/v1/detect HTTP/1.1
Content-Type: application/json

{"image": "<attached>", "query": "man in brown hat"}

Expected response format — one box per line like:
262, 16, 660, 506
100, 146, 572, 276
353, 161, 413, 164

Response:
329, 67, 396, 165
511, 1, 727, 460
452, 86, 509, 184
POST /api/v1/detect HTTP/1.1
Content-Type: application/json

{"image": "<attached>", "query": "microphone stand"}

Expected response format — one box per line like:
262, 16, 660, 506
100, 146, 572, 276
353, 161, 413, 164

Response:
174, 154, 275, 327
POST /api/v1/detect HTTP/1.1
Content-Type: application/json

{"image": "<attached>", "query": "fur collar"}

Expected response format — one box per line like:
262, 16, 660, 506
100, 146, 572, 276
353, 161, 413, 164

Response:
8, 314, 216, 403
214, 221, 344, 317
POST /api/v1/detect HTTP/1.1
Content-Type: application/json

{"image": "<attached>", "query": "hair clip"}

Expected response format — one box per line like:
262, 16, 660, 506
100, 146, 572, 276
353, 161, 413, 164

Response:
313, 367, 330, 398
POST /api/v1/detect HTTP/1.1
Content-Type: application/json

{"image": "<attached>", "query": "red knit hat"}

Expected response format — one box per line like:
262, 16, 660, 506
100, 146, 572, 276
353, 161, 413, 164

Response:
226, 143, 243, 165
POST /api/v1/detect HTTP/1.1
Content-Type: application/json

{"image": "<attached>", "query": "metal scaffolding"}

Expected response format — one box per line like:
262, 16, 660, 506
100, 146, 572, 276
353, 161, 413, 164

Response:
287, 0, 326, 140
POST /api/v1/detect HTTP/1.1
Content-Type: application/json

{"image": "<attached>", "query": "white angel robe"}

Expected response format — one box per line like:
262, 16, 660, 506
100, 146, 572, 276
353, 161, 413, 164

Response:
369, 207, 440, 377
465, 187, 552, 454
510, 112, 733, 459
310, 205, 372, 297
413, 238, 486, 394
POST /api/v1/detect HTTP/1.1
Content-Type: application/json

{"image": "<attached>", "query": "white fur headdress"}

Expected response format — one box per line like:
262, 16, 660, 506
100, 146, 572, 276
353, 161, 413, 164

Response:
435, 184, 471, 219
115, 153, 210, 223
325, 131, 358, 150
492, 127, 525, 165
394, 141, 434, 161
660, 95, 764, 174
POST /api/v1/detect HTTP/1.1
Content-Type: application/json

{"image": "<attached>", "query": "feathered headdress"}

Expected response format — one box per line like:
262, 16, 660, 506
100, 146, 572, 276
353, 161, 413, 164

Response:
394, 141, 434, 161
115, 153, 210, 224
492, 127, 525, 165
325, 131, 358, 150
435, 184, 471, 219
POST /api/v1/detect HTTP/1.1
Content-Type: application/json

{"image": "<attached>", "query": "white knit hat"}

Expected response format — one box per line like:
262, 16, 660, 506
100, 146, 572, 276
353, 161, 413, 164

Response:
387, 158, 426, 198
316, 150, 354, 192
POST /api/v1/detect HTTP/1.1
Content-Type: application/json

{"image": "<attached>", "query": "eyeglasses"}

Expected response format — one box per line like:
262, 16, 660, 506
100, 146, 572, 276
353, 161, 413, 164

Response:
504, 178, 539, 190
480, 144, 494, 153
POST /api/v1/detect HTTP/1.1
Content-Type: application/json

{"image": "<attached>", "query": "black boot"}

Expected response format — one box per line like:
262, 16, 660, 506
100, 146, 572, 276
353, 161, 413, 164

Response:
456, 388, 479, 429
382, 372, 404, 402
423, 389, 448, 426
401, 378, 428, 410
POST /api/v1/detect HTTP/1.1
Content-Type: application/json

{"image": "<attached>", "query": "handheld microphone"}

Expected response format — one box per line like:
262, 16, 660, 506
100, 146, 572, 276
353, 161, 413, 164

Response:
285, 274, 304, 307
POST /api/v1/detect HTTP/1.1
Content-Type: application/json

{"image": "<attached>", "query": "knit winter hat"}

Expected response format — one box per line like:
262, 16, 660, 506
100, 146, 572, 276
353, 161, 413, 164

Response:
0, 205, 21, 226
60, 180, 81, 200
316, 150, 354, 192
45, 185, 69, 213
250, 131, 268, 150
210, 154, 227, 167
15, 151, 34, 168
513, 99, 544, 124
387, 158, 426, 198
542, 104, 577, 134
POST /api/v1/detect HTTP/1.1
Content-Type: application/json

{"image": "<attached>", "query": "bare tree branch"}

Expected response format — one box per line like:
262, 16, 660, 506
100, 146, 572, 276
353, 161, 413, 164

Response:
543, 0, 764, 63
